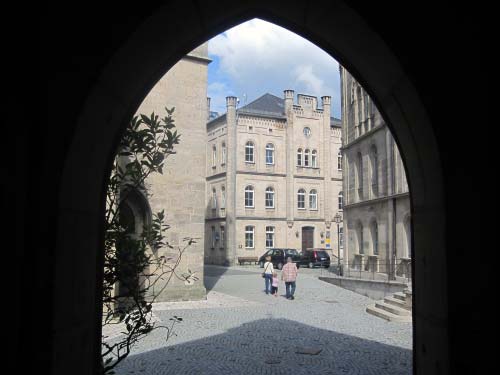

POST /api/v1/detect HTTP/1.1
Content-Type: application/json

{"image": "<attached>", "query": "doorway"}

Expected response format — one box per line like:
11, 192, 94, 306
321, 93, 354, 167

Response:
302, 226, 314, 252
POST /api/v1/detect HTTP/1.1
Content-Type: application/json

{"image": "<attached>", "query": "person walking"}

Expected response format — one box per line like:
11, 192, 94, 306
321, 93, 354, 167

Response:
281, 257, 298, 300
263, 256, 274, 295
271, 272, 279, 297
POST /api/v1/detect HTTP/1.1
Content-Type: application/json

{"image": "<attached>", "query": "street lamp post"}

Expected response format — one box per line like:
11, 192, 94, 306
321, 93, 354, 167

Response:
334, 213, 342, 276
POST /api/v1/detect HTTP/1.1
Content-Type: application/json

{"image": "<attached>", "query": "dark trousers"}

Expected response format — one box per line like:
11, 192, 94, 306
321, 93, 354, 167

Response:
285, 281, 296, 298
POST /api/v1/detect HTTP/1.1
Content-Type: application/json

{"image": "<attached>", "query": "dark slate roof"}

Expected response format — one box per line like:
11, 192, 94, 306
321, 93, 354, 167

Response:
207, 93, 342, 127
238, 93, 285, 117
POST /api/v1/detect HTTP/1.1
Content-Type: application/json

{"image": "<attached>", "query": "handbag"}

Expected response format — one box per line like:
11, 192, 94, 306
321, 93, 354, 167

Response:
261, 262, 270, 278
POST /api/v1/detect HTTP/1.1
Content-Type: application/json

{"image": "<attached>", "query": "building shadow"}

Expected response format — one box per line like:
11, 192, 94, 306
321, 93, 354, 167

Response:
113, 318, 412, 374
203, 264, 260, 292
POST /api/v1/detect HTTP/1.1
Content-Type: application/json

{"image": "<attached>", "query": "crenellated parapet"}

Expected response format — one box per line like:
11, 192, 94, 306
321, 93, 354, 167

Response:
238, 115, 286, 129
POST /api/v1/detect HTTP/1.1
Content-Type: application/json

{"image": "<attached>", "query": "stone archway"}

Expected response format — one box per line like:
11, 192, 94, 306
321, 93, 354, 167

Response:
47, 2, 450, 374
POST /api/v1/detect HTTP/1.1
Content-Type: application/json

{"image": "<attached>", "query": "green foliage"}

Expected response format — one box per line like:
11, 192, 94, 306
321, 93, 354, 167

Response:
101, 108, 195, 374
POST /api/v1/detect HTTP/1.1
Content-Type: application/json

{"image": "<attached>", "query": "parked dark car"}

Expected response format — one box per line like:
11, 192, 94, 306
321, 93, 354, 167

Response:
258, 248, 301, 270
300, 249, 331, 268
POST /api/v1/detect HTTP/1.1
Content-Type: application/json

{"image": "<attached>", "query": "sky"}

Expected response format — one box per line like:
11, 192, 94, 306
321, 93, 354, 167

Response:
207, 19, 342, 119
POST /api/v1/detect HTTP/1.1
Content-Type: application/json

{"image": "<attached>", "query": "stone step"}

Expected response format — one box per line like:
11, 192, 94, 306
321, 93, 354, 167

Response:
384, 296, 411, 310
366, 304, 412, 323
375, 301, 411, 316
393, 292, 406, 301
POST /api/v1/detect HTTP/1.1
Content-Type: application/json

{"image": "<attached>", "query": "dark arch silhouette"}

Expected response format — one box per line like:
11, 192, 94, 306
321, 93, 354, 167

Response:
29, 1, 484, 374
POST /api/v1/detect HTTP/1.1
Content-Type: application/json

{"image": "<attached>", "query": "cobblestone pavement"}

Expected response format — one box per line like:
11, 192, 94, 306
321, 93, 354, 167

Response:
107, 265, 412, 374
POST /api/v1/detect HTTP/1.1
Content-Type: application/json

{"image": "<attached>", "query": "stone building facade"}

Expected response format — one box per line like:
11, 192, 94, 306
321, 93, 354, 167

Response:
339, 67, 411, 278
205, 91, 344, 266
123, 44, 210, 301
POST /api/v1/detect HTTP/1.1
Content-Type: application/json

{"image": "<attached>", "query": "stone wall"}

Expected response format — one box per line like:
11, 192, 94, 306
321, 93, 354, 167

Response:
135, 44, 210, 301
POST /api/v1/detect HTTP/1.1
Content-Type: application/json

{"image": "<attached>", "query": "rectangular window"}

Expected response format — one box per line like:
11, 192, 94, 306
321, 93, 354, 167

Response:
266, 226, 275, 248
245, 143, 254, 163
245, 226, 254, 248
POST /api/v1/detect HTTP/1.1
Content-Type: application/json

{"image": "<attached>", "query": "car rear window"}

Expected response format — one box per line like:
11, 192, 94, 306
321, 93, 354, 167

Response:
316, 250, 329, 257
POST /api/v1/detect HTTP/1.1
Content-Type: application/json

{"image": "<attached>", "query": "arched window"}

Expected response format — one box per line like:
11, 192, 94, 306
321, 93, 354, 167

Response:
211, 226, 216, 248
245, 226, 254, 248
212, 145, 217, 167
371, 220, 379, 255
363, 93, 370, 132
245, 141, 254, 163
265, 143, 274, 165
370, 145, 379, 197
244, 185, 254, 208
211, 188, 217, 209
358, 222, 364, 254
297, 189, 305, 209
221, 186, 226, 209
356, 87, 363, 132
220, 225, 225, 248
338, 191, 343, 210
309, 189, 318, 210
357, 152, 364, 200
265, 187, 275, 208
265, 226, 275, 248
337, 150, 343, 170
304, 149, 310, 167
297, 148, 303, 166
221, 142, 226, 165
311, 150, 317, 168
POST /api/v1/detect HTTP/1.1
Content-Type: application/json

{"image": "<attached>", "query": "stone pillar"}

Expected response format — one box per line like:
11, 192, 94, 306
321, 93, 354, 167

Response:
225, 96, 238, 265
284, 90, 295, 246
322, 96, 332, 224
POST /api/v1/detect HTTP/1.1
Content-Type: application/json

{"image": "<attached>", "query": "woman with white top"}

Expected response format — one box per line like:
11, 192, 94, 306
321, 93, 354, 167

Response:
263, 256, 274, 295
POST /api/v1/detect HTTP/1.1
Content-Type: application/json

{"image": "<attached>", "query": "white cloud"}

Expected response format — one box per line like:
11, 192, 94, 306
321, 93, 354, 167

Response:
208, 19, 341, 117
207, 81, 234, 114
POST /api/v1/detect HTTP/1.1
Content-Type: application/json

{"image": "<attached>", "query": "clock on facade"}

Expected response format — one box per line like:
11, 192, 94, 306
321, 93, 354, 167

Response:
303, 127, 311, 137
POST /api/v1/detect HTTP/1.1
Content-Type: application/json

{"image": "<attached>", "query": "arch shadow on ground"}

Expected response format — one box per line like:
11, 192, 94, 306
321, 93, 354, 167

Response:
113, 318, 411, 374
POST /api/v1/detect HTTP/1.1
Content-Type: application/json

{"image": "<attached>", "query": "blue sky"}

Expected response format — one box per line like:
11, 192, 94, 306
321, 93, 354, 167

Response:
207, 19, 342, 118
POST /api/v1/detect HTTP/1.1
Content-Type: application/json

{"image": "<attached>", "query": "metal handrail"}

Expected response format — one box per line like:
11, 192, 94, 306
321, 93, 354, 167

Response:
327, 256, 412, 283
